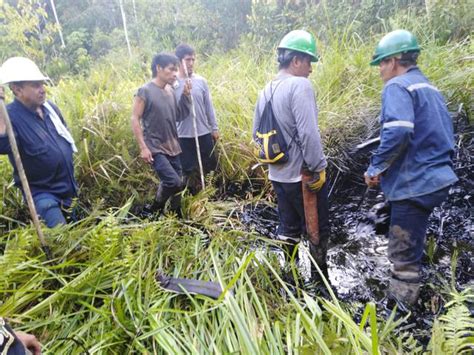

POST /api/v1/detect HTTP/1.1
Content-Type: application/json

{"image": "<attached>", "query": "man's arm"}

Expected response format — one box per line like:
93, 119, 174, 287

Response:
252, 91, 263, 139
176, 80, 192, 122
203, 80, 219, 140
0, 86, 6, 135
15, 331, 42, 355
366, 84, 414, 179
0, 86, 12, 154
131, 96, 153, 164
292, 79, 327, 173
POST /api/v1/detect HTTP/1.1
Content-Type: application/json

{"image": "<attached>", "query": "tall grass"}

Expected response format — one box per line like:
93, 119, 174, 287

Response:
0, 19, 472, 353
52, 29, 473, 204
2, 200, 471, 353
0, 207, 415, 353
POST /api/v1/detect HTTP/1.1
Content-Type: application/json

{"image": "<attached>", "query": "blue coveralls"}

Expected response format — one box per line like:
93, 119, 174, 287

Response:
367, 66, 458, 282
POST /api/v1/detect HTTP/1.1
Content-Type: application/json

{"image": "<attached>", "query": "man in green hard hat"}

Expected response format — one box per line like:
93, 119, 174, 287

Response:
365, 30, 458, 307
253, 30, 330, 283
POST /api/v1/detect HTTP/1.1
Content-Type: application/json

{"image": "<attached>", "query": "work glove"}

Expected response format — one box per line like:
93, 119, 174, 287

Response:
306, 169, 326, 192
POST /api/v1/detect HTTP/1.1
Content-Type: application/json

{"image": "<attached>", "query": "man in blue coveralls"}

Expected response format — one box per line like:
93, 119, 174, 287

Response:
365, 30, 458, 306
0, 57, 78, 228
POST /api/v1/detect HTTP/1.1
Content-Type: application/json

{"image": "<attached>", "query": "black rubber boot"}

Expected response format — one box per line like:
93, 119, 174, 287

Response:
151, 184, 175, 213
309, 235, 329, 282
169, 193, 182, 218
183, 173, 200, 195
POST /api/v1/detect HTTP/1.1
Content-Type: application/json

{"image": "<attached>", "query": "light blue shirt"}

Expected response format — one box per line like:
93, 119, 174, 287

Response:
174, 74, 218, 138
253, 73, 327, 183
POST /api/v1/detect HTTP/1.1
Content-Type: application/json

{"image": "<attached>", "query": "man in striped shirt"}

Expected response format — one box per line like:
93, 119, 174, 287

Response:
365, 30, 458, 307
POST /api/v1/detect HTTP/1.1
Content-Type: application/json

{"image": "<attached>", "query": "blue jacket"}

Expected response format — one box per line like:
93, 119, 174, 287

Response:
367, 67, 458, 201
0, 99, 77, 199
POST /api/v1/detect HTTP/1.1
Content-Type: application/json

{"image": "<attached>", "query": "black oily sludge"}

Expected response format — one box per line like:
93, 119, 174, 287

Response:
237, 108, 472, 343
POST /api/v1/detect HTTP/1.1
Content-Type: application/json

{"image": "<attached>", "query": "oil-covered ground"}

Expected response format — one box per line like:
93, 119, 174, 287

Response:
236, 110, 473, 340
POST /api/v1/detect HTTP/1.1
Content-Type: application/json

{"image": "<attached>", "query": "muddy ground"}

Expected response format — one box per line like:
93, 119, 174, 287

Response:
236, 111, 473, 341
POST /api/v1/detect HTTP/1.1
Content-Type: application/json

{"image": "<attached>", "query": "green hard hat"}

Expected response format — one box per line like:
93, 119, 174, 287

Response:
278, 30, 319, 62
370, 29, 420, 66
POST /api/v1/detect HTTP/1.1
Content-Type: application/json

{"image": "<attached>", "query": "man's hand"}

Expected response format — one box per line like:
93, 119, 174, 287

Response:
364, 172, 380, 187
15, 331, 42, 355
307, 169, 326, 192
211, 130, 220, 141
140, 146, 154, 164
0, 86, 5, 100
183, 79, 192, 97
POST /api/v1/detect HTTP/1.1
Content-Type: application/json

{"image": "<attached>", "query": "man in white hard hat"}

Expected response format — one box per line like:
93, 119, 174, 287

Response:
0, 57, 78, 228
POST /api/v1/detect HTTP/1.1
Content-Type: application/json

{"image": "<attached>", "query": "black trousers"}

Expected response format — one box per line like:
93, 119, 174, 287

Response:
179, 133, 217, 176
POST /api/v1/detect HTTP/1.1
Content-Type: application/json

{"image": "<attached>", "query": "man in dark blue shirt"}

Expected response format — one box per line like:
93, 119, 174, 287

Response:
365, 30, 458, 306
0, 57, 78, 228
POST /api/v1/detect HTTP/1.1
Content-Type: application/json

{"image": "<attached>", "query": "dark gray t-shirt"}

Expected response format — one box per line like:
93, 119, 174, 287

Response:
136, 81, 191, 156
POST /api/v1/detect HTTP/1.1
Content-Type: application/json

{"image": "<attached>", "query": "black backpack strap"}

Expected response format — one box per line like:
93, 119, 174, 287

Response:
263, 79, 300, 151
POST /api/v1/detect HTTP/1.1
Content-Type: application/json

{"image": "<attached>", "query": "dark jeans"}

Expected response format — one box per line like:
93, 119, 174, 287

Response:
151, 153, 183, 212
179, 134, 217, 176
271, 180, 330, 241
388, 186, 450, 282
152, 153, 183, 190
34, 192, 72, 228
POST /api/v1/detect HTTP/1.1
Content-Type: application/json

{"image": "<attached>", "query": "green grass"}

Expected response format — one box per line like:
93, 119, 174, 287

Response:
0, 22, 472, 354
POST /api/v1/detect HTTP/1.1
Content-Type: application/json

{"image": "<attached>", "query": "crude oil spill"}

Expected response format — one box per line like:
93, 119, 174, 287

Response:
237, 109, 473, 341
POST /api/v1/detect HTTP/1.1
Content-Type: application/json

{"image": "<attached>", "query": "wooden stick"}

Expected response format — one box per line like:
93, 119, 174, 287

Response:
301, 169, 319, 245
0, 97, 52, 260
182, 60, 205, 190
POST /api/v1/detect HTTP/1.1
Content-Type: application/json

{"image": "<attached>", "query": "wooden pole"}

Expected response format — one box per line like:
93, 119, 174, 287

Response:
0, 96, 52, 260
182, 60, 206, 190
301, 169, 319, 245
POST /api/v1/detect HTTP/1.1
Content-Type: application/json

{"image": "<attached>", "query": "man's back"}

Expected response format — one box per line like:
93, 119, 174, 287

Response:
380, 67, 458, 200
253, 73, 326, 183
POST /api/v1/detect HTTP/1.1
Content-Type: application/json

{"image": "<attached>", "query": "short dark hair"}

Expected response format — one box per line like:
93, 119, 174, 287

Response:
398, 51, 419, 67
277, 49, 311, 69
175, 44, 195, 61
9, 82, 35, 96
151, 52, 179, 78
9, 82, 22, 96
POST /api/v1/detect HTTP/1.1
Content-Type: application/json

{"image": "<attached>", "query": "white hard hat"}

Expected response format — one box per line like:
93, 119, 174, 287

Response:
0, 57, 50, 85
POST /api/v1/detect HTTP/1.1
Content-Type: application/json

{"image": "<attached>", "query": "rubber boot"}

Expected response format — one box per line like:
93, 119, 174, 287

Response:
277, 235, 301, 287
169, 193, 182, 218
309, 235, 329, 282
284, 243, 299, 264
183, 173, 199, 195
282, 242, 302, 288
388, 277, 421, 307
151, 184, 174, 213
277, 235, 300, 265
